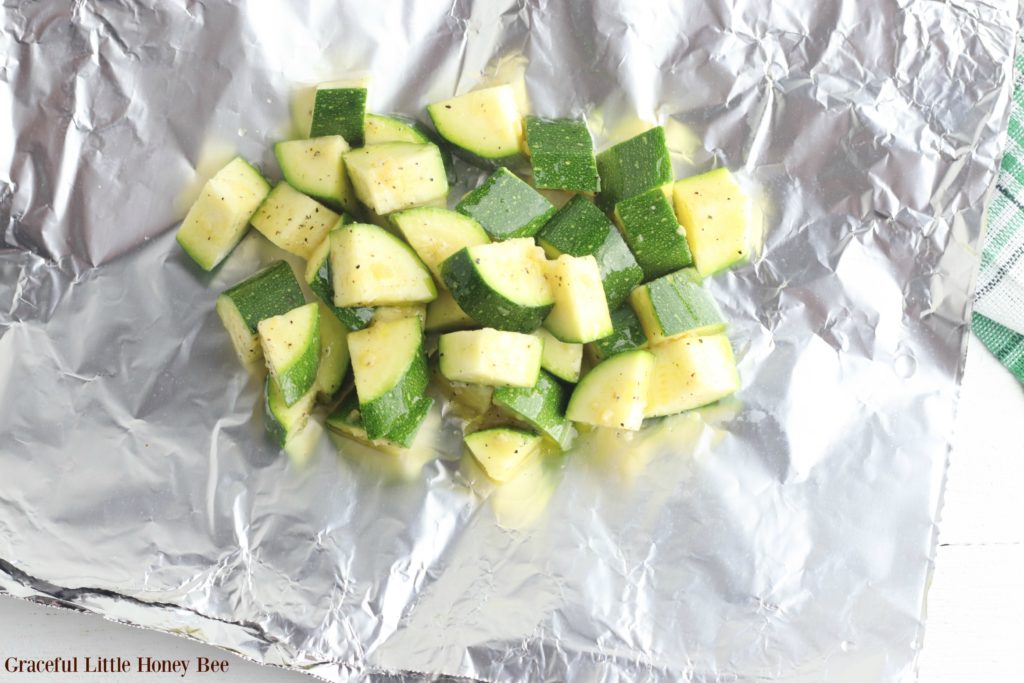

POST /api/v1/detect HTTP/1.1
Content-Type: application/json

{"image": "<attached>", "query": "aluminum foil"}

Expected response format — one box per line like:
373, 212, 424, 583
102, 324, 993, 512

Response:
0, 1, 1019, 681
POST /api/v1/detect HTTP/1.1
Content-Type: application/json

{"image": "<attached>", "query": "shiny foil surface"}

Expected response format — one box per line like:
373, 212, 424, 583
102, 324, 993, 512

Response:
0, 1, 1019, 681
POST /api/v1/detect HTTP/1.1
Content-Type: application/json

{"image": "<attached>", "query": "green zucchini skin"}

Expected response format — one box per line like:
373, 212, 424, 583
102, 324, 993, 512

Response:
537, 195, 642, 309
596, 126, 673, 210
588, 304, 649, 361
492, 370, 576, 451
456, 168, 556, 240
264, 376, 316, 447
441, 248, 553, 333
614, 187, 694, 280
359, 350, 430, 442
525, 116, 600, 193
221, 261, 305, 333
629, 268, 726, 344
310, 86, 367, 145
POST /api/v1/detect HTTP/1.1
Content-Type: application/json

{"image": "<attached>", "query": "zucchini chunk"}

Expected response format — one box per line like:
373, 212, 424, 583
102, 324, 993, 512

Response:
536, 194, 641, 309
304, 231, 375, 331
464, 427, 543, 482
672, 168, 753, 276
543, 254, 614, 344
216, 260, 305, 364
258, 302, 322, 407
524, 116, 600, 192
614, 187, 694, 280
176, 157, 270, 271
309, 79, 368, 145
274, 136, 358, 213
425, 289, 478, 333
629, 268, 726, 345
532, 327, 583, 383
596, 126, 673, 210
265, 376, 317, 448
330, 223, 436, 308
646, 333, 740, 417
492, 371, 576, 451
587, 304, 648, 362
343, 142, 449, 215
427, 85, 524, 162
390, 207, 490, 282
438, 328, 543, 387
347, 316, 431, 442
456, 167, 555, 239
566, 349, 654, 431
315, 301, 350, 402
251, 182, 339, 259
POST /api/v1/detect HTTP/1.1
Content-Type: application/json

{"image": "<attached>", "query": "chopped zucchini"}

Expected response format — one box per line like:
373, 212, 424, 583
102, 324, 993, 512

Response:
596, 126, 673, 210
304, 231, 375, 331
390, 207, 490, 281
216, 260, 305, 364
347, 316, 431, 442
536, 195, 642, 309
176, 157, 270, 271
372, 305, 427, 326
614, 187, 694, 280
315, 301, 350, 401
427, 85, 524, 162
493, 371, 575, 451
425, 289, 477, 333
628, 268, 726, 345
672, 168, 753, 276
330, 223, 436, 308
441, 238, 553, 333
325, 391, 433, 453
566, 349, 654, 431
455, 167, 555, 240
542, 254, 613, 344
310, 79, 368, 145
524, 116, 600, 193
364, 113, 456, 183
588, 304, 648, 362
251, 182, 339, 259
532, 327, 582, 383
646, 333, 740, 417
438, 328, 543, 387
274, 136, 358, 213
258, 302, 321, 407
343, 142, 449, 215
265, 376, 317, 447
464, 427, 543, 482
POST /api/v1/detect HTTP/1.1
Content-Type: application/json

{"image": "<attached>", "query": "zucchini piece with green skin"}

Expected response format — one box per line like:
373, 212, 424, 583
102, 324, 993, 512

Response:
347, 316, 430, 441
265, 376, 317, 447
343, 142, 449, 215
310, 79, 368, 145
390, 207, 490, 282
274, 136, 358, 214
646, 333, 739, 417
673, 168, 753, 276
330, 223, 437, 308
176, 157, 270, 271
596, 127, 673, 211
492, 370, 576, 451
587, 304, 648, 362
455, 167, 555, 240
326, 392, 401, 454
536, 195, 641, 309
438, 328, 543, 387
427, 85, 524, 165
304, 231, 375, 331
425, 289, 477, 333
364, 113, 456, 183
629, 268, 726, 345
441, 238, 553, 333
524, 116, 600, 193
542, 254, 614, 344
566, 349, 654, 431
258, 303, 321, 407
464, 427, 543, 482
532, 328, 582, 383
315, 301, 350, 401
251, 182, 339, 259
216, 260, 306, 364
614, 187, 694, 280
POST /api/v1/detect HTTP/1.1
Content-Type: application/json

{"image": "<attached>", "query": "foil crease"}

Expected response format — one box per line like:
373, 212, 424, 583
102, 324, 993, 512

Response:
0, 1, 1019, 681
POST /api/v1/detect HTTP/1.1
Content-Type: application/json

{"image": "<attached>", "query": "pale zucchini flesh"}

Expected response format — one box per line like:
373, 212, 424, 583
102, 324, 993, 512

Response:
438, 328, 543, 387
274, 136, 357, 213
343, 142, 449, 215
645, 334, 739, 417
330, 223, 436, 308
543, 254, 614, 344
532, 327, 583, 383
464, 427, 543, 482
258, 302, 321, 406
250, 182, 339, 259
566, 349, 654, 431
427, 85, 524, 159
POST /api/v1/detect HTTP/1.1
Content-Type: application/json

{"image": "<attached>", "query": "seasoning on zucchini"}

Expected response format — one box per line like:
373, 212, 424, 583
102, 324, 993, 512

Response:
438, 328, 543, 387
456, 167, 556, 240
427, 85, 524, 164
274, 136, 358, 214
464, 427, 543, 482
304, 231, 375, 331
250, 182, 339, 260
258, 302, 322, 407
629, 268, 726, 345
566, 349, 654, 431
672, 168, 753, 276
542, 254, 614, 344
390, 207, 490, 282
216, 260, 306, 365
646, 333, 739, 416
330, 223, 436, 308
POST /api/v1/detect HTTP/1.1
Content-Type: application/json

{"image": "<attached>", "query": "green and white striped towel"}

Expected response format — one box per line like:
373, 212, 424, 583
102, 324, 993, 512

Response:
974, 40, 1024, 383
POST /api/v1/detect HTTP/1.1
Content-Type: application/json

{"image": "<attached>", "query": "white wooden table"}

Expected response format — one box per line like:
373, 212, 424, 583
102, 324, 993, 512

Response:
1, 336, 1021, 682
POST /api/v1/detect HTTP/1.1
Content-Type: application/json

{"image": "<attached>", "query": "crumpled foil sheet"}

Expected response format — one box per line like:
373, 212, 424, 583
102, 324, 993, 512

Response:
0, 1, 1019, 681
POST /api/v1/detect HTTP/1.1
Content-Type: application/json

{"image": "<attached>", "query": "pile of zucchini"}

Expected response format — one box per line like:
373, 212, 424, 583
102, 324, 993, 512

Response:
176, 80, 751, 481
